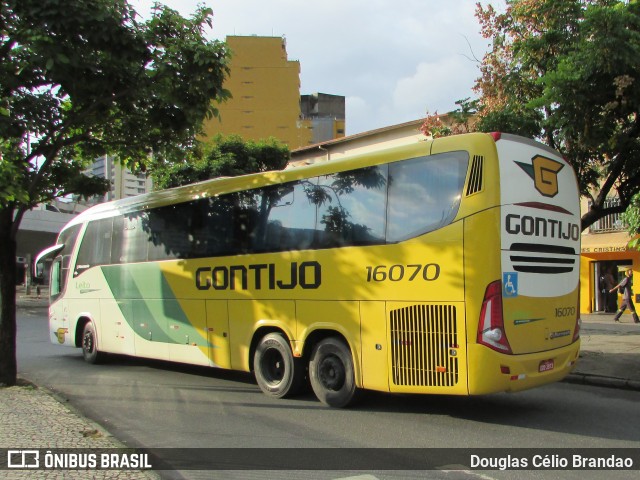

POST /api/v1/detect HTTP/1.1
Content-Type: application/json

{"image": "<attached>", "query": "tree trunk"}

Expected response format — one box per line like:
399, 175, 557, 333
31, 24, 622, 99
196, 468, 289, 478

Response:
0, 206, 17, 386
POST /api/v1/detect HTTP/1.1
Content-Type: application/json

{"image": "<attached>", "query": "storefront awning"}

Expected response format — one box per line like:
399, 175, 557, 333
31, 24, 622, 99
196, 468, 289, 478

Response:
581, 231, 633, 256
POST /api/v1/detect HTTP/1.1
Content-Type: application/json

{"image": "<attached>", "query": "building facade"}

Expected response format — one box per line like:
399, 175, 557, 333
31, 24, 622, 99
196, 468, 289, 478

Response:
300, 93, 346, 144
16, 204, 75, 285
202, 36, 313, 149
86, 155, 152, 204
579, 197, 638, 314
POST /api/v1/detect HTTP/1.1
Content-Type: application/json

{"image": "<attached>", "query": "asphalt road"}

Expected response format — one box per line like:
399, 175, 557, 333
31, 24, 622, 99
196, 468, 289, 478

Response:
15, 307, 640, 480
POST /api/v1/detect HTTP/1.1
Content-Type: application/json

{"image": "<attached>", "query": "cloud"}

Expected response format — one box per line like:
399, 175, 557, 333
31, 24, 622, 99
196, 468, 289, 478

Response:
393, 56, 478, 116
132, 0, 489, 135
345, 96, 369, 119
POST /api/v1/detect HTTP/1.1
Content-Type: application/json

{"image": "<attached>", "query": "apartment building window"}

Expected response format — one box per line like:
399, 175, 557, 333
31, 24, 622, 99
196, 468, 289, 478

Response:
589, 197, 627, 233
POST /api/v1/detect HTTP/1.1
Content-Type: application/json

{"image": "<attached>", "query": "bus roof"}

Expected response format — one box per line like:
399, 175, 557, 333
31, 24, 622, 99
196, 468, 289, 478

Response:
62, 132, 506, 230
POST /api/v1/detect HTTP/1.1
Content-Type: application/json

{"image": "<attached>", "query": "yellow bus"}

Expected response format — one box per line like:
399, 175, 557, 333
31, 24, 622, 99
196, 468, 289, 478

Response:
36, 132, 581, 408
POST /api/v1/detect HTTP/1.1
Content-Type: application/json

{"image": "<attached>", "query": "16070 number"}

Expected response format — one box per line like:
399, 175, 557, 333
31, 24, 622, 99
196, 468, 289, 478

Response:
365, 264, 440, 282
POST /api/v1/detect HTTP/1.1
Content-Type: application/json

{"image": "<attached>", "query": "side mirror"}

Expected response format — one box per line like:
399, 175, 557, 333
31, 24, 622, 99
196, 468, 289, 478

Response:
34, 244, 65, 280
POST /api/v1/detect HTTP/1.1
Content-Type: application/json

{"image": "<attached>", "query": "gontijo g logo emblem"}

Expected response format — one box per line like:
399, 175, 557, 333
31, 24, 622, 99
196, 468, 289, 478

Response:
515, 155, 564, 198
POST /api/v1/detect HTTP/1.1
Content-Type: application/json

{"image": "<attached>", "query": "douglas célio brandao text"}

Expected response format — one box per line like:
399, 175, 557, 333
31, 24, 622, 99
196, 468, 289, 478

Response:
470, 454, 634, 470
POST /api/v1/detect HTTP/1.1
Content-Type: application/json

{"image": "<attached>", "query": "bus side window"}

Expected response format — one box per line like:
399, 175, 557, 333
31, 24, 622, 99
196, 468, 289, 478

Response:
387, 152, 468, 242
48, 224, 81, 300
261, 181, 315, 252
74, 218, 113, 275
50, 253, 73, 301
50, 257, 63, 299
111, 215, 124, 264
192, 196, 237, 257
112, 212, 149, 264
147, 204, 188, 260
235, 191, 262, 254
315, 166, 387, 248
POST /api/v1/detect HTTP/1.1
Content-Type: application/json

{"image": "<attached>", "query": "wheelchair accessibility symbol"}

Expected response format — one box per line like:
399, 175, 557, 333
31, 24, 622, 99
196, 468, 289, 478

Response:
503, 272, 518, 297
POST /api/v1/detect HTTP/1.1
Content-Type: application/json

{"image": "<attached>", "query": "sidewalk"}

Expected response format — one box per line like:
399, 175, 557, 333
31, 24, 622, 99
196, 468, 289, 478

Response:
4, 289, 161, 478
4, 289, 160, 478
566, 311, 640, 390
0, 380, 161, 479
3, 288, 640, 478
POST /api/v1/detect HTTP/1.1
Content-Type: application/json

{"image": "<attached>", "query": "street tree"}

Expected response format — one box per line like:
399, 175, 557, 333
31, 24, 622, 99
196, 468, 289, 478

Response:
422, 0, 640, 231
0, 0, 230, 386
150, 134, 291, 190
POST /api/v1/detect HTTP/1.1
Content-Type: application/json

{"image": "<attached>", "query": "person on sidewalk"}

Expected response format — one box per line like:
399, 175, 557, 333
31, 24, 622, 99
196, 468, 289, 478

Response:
609, 268, 640, 324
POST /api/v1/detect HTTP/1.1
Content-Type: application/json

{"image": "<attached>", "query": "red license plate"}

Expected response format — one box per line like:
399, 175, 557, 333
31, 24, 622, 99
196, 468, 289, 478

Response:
539, 359, 554, 372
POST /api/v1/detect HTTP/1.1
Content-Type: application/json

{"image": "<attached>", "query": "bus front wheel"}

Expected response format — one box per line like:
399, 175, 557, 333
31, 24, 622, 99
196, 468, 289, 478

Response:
309, 337, 358, 408
81, 321, 104, 364
254, 332, 305, 398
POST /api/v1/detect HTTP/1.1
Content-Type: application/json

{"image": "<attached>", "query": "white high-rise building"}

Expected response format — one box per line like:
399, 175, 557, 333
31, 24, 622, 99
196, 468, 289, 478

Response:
86, 155, 152, 203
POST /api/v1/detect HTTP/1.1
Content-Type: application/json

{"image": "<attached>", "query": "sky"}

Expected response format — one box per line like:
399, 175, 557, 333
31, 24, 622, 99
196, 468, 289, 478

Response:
132, 0, 497, 136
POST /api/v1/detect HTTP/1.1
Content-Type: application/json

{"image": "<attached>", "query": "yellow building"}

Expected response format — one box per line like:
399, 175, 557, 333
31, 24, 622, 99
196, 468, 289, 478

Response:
579, 197, 639, 314
202, 36, 312, 148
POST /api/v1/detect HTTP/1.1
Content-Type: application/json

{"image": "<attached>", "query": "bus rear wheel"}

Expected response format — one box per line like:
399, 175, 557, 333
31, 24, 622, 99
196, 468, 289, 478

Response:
81, 321, 104, 364
309, 337, 358, 408
254, 332, 305, 398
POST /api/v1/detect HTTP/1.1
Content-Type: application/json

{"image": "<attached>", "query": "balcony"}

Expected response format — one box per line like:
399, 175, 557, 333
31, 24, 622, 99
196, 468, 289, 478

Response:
588, 198, 627, 233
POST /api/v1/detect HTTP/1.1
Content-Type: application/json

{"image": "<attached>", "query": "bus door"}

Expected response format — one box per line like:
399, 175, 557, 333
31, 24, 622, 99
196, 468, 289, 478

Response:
35, 238, 77, 347
48, 252, 72, 346
205, 300, 231, 369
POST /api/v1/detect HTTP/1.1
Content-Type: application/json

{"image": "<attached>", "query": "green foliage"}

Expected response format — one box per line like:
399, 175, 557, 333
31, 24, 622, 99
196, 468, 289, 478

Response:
623, 193, 640, 249
150, 135, 290, 190
447, 0, 640, 232
1, 0, 230, 214
0, 0, 230, 385
476, 106, 542, 139
421, 98, 480, 137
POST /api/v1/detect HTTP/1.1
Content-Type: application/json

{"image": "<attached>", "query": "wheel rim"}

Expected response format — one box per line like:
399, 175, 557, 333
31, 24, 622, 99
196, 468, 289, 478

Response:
318, 354, 345, 391
83, 330, 94, 354
262, 348, 285, 386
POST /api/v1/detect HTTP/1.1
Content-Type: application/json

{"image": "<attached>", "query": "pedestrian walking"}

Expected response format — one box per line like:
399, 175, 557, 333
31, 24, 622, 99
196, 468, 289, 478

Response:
609, 268, 640, 323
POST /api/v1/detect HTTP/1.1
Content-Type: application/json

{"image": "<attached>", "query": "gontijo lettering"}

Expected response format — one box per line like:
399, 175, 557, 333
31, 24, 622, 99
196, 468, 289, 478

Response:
195, 261, 321, 290
505, 214, 580, 241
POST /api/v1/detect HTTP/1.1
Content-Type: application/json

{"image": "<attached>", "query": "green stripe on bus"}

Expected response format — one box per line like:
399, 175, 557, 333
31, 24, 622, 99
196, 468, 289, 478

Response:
101, 264, 211, 347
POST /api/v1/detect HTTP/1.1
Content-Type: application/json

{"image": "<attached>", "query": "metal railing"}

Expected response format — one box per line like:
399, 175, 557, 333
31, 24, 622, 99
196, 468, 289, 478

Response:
588, 198, 627, 233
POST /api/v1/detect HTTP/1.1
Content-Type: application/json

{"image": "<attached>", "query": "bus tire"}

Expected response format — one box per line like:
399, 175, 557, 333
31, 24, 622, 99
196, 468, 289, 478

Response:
309, 337, 358, 408
254, 332, 304, 398
81, 321, 104, 364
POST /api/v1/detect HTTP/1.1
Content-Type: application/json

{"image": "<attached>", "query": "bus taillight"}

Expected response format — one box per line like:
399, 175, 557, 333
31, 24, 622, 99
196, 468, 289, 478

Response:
477, 280, 513, 354
573, 317, 581, 343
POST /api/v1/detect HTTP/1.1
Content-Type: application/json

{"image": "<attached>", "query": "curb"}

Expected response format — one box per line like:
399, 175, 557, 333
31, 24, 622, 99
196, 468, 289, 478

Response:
16, 297, 49, 308
564, 373, 640, 392
11, 377, 130, 448
2, 377, 162, 480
